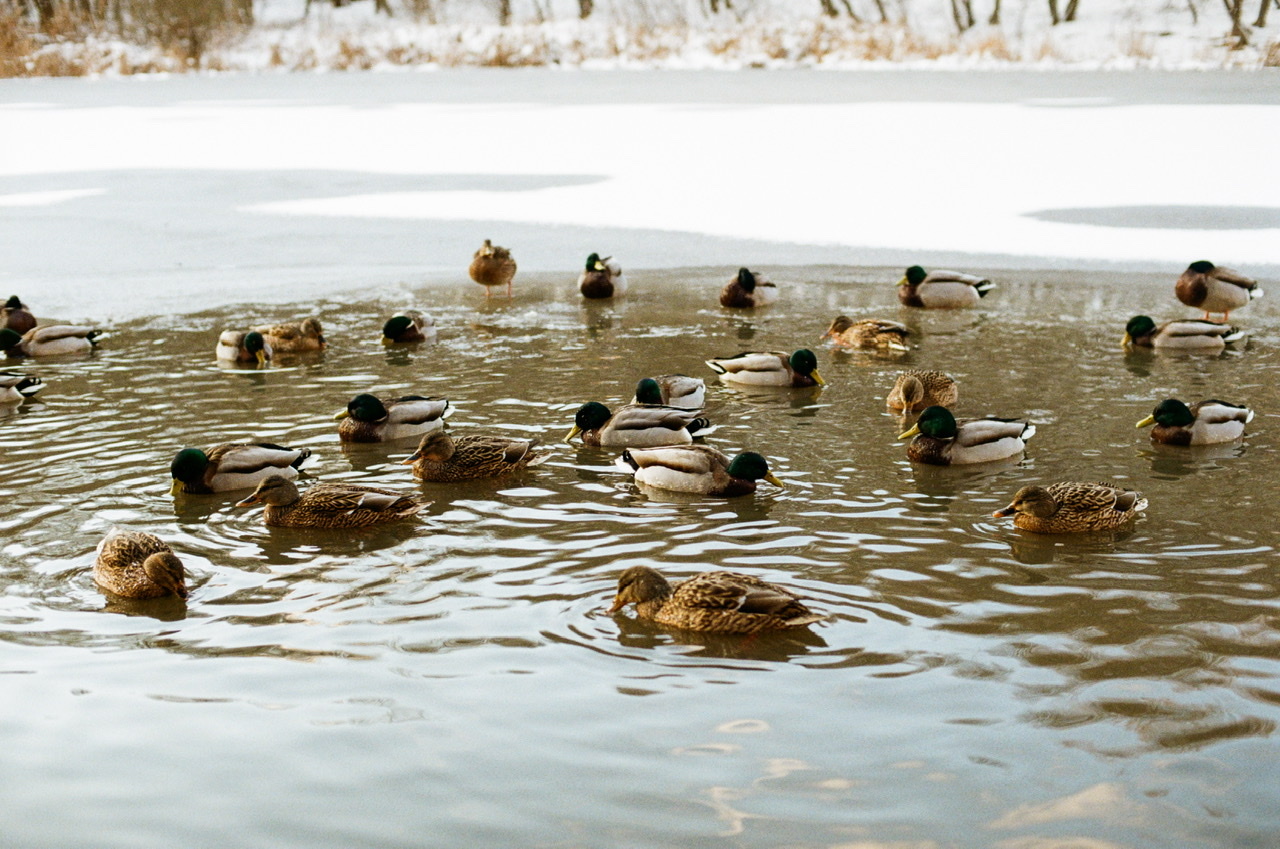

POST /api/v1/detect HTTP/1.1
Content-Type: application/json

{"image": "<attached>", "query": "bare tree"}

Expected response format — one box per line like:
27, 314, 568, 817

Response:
1064, 0, 1079, 20
989, 0, 1001, 24
1253, 0, 1275, 27
1221, 0, 1250, 44
950, 0, 974, 31
577, 0, 592, 18
497, 0, 510, 24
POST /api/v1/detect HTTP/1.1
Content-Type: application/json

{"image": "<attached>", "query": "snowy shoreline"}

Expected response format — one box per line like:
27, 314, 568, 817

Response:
7, 0, 1280, 77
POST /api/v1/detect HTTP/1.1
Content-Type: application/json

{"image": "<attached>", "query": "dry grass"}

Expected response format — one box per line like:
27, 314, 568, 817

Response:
0, 15, 1274, 76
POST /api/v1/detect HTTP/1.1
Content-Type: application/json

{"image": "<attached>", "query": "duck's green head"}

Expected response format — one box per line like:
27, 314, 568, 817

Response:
736, 268, 757, 291
169, 447, 210, 494
565, 401, 611, 442
1136, 398, 1193, 429
726, 452, 784, 487
634, 378, 663, 405
1123, 315, 1156, 347
242, 331, 269, 365
0, 328, 21, 351
340, 393, 390, 423
899, 405, 957, 440
1188, 260, 1215, 274
789, 349, 826, 386
382, 315, 415, 341
586, 253, 605, 272
900, 265, 928, 287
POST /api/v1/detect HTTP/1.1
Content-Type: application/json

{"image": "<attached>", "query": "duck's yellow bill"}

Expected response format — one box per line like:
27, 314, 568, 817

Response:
1121, 334, 1132, 347
898, 424, 921, 439
764, 473, 785, 488
255, 350, 268, 366
896, 276, 908, 287
811, 370, 827, 387
563, 425, 582, 444
1135, 415, 1156, 428
333, 409, 350, 420
169, 479, 183, 497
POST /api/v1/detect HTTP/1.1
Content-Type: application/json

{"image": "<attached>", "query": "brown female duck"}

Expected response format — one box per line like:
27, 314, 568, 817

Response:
608, 565, 824, 633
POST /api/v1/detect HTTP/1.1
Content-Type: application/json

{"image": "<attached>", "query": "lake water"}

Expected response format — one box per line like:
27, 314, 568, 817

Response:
2, 267, 1277, 848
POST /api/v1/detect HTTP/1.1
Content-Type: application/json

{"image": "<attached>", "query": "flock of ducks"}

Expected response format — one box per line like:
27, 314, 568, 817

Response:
0, 249, 1265, 634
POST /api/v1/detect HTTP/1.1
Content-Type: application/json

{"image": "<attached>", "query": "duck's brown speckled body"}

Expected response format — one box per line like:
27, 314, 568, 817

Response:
608, 566, 824, 633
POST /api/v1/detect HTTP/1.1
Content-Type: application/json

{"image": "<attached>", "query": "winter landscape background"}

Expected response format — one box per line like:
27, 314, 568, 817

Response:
3, 0, 1278, 76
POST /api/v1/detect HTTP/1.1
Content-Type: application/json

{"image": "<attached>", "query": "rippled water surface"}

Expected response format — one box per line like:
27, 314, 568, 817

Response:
3, 269, 1278, 848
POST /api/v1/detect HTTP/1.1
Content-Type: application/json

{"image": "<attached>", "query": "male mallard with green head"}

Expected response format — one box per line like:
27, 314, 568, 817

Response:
0, 325, 100, 358
253, 317, 326, 353
236, 475, 422, 528
469, 239, 517, 299
93, 529, 188, 600
993, 482, 1147, 533
616, 444, 783, 497
705, 349, 826, 388
719, 267, 778, 308
565, 402, 711, 448
1, 296, 35, 334
1175, 260, 1262, 321
336, 393, 450, 443
579, 253, 627, 299
632, 375, 706, 409
1122, 315, 1245, 349
215, 330, 272, 365
402, 430, 545, 482
897, 265, 994, 308
608, 566, 825, 634
822, 316, 910, 352
898, 405, 1035, 465
886, 370, 957, 412
382, 311, 436, 344
170, 442, 314, 495
1136, 398, 1252, 445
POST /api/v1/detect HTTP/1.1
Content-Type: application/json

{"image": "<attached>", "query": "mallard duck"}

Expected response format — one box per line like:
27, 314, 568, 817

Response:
886, 370, 957, 412
236, 474, 422, 528
1, 296, 35, 334
1136, 398, 1253, 445
93, 528, 188, 600
1175, 260, 1262, 320
336, 393, 450, 443
579, 253, 627, 299
401, 430, 545, 481
0, 325, 100, 358
898, 405, 1035, 465
608, 566, 825, 633
616, 444, 783, 497
170, 442, 314, 495
253, 317, 326, 353
993, 481, 1148, 533
0, 372, 42, 404
565, 402, 711, 448
719, 267, 778, 308
822, 316, 910, 351
705, 349, 826, 388
382, 311, 436, 344
469, 239, 517, 298
1122, 315, 1245, 349
897, 265, 994, 308
215, 330, 272, 365
632, 375, 706, 409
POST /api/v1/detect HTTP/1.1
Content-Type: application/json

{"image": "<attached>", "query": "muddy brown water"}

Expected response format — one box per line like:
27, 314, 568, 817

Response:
2, 267, 1277, 848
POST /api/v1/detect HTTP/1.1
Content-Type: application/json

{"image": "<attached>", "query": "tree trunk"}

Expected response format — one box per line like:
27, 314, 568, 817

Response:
989, 0, 1001, 24
1221, 0, 1250, 45
819, 0, 838, 16
577, 0, 592, 19
871, 0, 888, 22
1252, 0, 1270, 27
1048, 0, 1060, 24
497, 0, 510, 24
1064, 0, 1079, 20
1186, 0, 1198, 24
950, 0, 974, 31
838, 0, 862, 21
